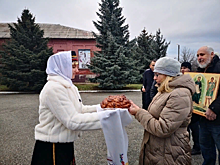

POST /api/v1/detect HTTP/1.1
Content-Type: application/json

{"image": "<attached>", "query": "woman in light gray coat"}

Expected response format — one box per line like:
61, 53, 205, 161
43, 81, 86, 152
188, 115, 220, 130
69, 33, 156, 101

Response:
129, 57, 195, 165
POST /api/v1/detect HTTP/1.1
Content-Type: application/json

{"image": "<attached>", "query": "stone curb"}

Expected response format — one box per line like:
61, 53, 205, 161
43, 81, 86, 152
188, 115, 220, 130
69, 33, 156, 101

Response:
0, 90, 141, 94
79, 89, 140, 93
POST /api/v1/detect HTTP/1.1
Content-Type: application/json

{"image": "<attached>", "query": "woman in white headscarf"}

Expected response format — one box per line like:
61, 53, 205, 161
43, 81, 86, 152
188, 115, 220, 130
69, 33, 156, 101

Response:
31, 51, 101, 165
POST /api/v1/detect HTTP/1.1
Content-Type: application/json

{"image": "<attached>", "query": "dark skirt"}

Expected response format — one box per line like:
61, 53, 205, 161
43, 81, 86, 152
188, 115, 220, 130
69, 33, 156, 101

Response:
31, 140, 76, 165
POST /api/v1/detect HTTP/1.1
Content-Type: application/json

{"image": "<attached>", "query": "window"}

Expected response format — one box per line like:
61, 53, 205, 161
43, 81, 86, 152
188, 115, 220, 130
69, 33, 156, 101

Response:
78, 49, 90, 69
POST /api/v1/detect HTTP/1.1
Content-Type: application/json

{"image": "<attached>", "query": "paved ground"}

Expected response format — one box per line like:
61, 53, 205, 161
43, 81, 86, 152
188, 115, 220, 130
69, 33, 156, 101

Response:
0, 91, 216, 165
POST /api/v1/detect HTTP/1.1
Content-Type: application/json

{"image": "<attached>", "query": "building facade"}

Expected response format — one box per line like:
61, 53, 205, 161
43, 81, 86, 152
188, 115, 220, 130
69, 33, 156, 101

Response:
0, 23, 99, 82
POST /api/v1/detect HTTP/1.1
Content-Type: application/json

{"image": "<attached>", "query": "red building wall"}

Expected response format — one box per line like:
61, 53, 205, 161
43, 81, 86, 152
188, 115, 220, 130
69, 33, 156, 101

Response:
48, 38, 98, 75
48, 38, 99, 82
0, 39, 8, 50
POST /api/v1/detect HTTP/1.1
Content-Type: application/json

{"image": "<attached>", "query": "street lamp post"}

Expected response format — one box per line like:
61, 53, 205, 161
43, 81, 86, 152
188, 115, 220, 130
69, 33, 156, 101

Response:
177, 44, 180, 61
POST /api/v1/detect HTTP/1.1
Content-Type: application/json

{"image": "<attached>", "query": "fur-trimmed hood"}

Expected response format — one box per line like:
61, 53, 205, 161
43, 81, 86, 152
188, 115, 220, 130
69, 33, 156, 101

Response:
169, 74, 196, 95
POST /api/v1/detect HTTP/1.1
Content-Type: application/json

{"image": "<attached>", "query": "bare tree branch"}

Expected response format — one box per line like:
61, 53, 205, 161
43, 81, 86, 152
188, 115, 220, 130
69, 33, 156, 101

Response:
180, 46, 198, 71
180, 47, 196, 63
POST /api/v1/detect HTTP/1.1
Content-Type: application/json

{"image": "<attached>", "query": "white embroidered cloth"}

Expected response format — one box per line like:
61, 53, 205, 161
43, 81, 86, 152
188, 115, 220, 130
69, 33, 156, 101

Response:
97, 105, 132, 165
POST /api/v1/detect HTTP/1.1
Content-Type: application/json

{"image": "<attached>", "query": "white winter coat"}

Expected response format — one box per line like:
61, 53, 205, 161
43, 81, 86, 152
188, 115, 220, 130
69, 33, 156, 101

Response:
35, 75, 101, 143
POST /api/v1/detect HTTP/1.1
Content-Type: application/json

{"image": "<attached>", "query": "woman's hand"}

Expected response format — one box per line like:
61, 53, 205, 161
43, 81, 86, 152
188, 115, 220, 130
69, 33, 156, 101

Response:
128, 100, 140, 116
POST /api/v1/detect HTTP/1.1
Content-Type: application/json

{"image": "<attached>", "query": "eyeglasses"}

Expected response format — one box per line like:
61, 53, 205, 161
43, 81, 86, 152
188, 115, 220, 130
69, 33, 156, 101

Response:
154, 73, 163, 77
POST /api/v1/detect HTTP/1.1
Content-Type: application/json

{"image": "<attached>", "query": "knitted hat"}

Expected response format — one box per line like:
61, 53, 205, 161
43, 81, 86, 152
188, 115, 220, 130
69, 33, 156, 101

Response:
181, 62, 191, 70
154, 57, 181, 77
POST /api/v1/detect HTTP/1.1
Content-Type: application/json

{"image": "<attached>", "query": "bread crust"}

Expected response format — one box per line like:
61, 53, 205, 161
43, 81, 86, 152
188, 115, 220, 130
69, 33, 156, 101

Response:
100, 95, 131, 109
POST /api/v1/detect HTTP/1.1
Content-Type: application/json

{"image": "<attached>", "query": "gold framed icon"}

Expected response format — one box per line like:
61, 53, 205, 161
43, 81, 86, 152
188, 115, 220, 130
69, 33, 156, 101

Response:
186, 72, 220, 117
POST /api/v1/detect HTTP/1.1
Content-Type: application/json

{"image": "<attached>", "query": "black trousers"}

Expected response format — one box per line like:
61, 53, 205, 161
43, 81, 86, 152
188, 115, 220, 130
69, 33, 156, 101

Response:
31, 140, 75, 165
142, 92, 151, 110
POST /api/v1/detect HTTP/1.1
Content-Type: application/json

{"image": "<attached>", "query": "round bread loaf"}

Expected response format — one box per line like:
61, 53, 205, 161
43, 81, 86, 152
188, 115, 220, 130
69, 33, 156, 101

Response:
100, 95, 131, 109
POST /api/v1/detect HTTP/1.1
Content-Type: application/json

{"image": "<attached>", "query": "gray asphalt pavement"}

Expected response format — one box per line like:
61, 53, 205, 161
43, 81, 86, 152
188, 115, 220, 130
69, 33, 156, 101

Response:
0, 91, 211, 165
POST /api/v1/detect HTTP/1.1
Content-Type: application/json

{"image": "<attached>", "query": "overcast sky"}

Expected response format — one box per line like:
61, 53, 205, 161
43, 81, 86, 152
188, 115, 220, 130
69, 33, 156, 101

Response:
0, 0, 220, 59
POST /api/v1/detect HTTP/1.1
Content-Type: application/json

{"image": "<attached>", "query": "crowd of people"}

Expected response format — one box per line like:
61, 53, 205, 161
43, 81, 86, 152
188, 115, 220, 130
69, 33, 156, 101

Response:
141, 46, 220, 165
31, 46, 220, 165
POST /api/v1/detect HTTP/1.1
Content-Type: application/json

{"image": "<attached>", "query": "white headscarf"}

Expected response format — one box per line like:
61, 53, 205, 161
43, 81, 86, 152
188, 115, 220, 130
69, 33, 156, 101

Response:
46, 51, 73, 85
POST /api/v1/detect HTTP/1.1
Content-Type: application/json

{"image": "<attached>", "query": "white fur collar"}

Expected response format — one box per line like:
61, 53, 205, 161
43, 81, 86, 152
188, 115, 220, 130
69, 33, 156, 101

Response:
47, 75, 72, 88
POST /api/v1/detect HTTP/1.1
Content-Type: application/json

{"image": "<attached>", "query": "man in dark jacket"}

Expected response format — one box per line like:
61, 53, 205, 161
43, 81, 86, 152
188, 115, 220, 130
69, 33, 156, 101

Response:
142, 59, 156, 110
197, 46, 220, 165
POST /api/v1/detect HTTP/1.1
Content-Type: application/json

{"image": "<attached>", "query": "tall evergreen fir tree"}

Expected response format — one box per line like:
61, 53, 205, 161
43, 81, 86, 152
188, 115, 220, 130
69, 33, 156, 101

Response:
152, 28, 170, 59
135, 28, 170, 83
136, 28, 155, 75
0, 9, 53, 92
88, 0, 139, 89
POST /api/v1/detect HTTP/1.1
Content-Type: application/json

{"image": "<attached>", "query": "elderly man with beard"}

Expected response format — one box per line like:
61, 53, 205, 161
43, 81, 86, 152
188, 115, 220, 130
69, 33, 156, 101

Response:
197, 46, 220, 165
